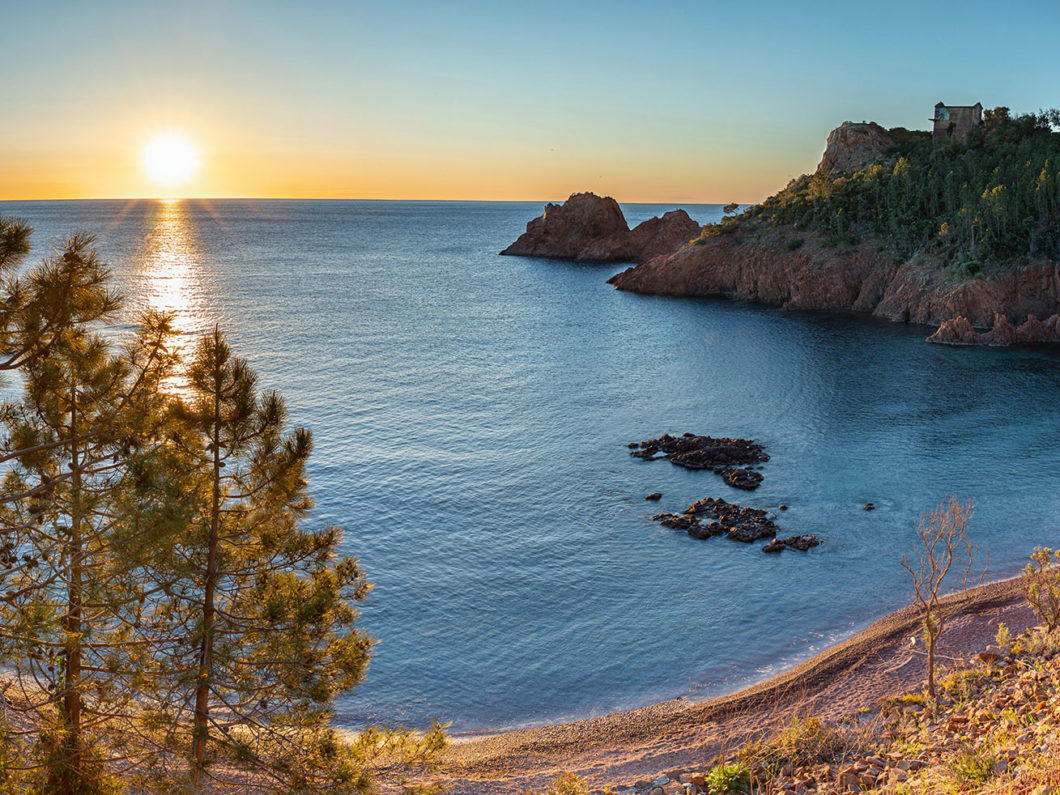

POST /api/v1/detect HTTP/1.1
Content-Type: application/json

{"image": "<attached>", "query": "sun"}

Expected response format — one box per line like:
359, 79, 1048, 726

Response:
142, 133, 199, 188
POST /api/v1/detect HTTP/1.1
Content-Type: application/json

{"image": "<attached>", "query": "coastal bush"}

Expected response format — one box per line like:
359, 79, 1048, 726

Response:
995, 622, 1012, 650
1022, 546, 1060, 632
1013, 625, 1060, 657
532, 771, 593, 795
938, 668, 989, 703
705, 761, 750, 794
949, 750, 996, 785
743, 716, 867, 774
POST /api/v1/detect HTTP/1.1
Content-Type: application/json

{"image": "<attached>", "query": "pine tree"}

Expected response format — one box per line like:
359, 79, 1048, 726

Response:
0, 229, 121, 376
0, 308, 182, 791
153, 327, 373, 788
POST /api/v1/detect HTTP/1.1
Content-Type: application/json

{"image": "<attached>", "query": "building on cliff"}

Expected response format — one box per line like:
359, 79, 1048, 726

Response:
932, 101, 983, 143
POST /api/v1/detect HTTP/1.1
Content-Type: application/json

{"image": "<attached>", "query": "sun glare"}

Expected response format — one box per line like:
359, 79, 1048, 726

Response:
142, 133, 198, 189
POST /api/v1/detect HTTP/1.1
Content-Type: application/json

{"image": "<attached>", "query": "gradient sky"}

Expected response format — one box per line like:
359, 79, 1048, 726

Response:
3, 0, 1059, 202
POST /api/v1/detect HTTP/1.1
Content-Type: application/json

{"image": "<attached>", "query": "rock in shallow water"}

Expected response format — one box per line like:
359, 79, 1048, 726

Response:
722, 467, 763, 490
653, 497, 823, 555
630, 433, 769, 489
782, 534, 821, 551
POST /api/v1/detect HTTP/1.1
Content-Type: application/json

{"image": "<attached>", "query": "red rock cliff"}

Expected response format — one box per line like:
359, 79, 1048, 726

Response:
608, 230, 1060, 343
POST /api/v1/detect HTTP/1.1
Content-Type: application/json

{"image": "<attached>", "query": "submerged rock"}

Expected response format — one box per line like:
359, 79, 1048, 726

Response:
782, 534, 822, 551
644, 492, 663, 501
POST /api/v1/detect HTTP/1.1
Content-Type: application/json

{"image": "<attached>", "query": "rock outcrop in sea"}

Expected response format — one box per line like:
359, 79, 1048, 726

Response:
652, 496, 821, 552
500, 192, 699, 263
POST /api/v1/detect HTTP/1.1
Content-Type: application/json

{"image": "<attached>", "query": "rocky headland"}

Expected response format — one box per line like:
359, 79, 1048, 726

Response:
606, 117, 1060, 345
500, 192, 699, 263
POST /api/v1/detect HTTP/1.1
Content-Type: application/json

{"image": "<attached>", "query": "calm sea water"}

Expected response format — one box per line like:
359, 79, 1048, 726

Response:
2, 198, 1059, 733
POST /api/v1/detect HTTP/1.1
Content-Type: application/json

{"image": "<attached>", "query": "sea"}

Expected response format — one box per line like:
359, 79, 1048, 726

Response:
1, 198, 1059, 734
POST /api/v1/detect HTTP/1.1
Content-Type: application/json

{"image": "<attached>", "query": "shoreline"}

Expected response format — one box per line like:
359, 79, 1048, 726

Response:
437, 575, 1037, 794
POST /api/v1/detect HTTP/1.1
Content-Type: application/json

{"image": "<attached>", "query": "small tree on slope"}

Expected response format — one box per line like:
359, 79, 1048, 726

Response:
900, 496, 980, 699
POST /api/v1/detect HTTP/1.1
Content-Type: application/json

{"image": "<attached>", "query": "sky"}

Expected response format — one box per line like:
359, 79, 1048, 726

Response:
2, 0, 1059, 203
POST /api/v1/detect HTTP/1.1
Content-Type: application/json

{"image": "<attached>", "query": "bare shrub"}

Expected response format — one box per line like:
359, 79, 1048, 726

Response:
900, 497, 981, 699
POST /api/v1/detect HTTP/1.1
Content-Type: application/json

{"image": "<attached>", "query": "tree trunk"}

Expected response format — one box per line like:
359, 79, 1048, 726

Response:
61, 388, 83, 792
927, 632, 936, 698
191, 350, 222, 785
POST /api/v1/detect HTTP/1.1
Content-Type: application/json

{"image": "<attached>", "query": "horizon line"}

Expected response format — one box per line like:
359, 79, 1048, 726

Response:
0, 195, 749, 206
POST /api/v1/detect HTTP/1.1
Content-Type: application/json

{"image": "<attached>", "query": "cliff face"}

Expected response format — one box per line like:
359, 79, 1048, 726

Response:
501, 193, 699, 263
816, 122, 894, 175
608, 231, 1060, 338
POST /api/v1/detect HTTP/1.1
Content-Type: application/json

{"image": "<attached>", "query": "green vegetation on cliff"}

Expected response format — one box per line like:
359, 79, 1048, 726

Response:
704, 109, 1060, 272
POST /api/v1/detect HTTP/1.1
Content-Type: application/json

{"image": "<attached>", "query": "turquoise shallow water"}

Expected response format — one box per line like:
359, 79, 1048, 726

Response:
2, 198, 1059, 733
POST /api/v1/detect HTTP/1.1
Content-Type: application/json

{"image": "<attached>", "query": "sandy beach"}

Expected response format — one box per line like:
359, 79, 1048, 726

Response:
439, 577, 1037, 794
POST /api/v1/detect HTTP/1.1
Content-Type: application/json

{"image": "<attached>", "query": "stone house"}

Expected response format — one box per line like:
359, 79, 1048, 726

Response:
932, 102, 983, 143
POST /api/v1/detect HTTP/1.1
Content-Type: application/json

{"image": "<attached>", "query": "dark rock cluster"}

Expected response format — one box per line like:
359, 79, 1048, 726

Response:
629, 433, 769, 490
763, 534, 823, 553
652, 497, 820, 553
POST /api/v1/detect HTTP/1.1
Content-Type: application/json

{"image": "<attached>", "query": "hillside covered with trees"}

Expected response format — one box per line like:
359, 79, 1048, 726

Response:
610, 108, 1060, 343
709, 108, 1060, 276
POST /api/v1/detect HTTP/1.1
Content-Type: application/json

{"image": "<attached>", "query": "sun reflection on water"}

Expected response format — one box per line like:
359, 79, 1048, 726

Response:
133, 200, 211, 388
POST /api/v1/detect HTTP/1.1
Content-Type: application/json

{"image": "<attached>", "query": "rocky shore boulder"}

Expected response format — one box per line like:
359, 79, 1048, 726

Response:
817, 122, 894, 175
926, 315, 981, 345
927, 312, 1060, 346
501, 193, 698, 263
